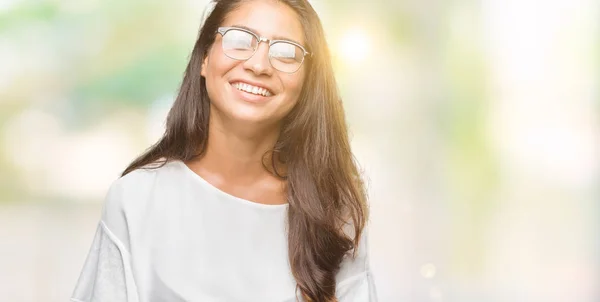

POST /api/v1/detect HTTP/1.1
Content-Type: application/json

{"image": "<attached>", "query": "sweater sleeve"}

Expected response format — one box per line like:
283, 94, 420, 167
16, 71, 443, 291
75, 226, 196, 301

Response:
335, 227, 378, 302
71, 179, 140, 302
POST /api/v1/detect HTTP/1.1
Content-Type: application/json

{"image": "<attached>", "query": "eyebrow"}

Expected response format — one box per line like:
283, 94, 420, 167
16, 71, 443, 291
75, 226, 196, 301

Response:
230, 24, 306, 47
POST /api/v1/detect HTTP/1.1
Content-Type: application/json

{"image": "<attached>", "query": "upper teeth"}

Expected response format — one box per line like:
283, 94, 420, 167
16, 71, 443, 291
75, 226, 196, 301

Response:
233, 82, 272, 97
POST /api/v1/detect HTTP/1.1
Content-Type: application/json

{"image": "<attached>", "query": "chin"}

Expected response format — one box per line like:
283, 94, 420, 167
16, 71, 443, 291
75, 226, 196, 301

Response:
226, 108, 280, 126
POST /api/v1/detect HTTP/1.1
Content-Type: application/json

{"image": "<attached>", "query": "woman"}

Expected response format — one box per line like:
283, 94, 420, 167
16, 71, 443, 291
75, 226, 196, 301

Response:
71, 0, 377, 301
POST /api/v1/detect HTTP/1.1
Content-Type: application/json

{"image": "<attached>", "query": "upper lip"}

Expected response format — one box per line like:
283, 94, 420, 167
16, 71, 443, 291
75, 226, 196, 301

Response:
229, 79, 275, 95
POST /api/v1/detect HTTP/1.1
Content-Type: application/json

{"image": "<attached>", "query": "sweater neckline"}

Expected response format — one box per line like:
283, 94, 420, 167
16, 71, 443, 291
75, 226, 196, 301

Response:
174, 160, 289, 210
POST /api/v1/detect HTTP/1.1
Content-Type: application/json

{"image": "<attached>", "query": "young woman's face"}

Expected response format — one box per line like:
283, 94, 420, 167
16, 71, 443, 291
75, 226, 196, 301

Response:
201, 0, 307, 127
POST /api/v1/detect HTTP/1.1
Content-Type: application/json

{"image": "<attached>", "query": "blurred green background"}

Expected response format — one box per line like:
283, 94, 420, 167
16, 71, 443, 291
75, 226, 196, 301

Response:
0, 0, 598, 301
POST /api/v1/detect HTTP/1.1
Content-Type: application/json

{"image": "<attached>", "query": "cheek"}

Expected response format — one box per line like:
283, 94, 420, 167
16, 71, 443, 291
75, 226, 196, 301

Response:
282, 73, 306, 104
204, 54, 238, 101
204, 43, 238, 77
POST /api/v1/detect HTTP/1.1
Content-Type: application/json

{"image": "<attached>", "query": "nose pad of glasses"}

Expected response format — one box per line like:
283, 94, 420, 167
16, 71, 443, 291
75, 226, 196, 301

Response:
245, 43, 273, 74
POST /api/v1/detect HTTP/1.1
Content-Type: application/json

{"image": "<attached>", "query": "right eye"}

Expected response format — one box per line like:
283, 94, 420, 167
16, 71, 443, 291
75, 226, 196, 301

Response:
223, 30, 255, 50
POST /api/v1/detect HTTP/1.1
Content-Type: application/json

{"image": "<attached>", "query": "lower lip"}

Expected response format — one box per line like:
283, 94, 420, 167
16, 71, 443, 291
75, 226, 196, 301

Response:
230, 83, 273, 103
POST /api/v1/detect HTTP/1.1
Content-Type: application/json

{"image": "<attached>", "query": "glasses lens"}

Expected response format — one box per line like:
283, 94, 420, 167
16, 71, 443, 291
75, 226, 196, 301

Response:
269, 42, 304, 73
222, 29, 257, 60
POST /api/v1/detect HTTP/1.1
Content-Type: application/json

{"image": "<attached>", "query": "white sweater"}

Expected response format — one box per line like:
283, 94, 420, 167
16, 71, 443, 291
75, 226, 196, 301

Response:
71, 160, 377, 302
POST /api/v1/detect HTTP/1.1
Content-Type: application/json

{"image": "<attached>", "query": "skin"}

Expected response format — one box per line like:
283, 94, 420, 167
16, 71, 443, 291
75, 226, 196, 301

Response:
186, 0, 307, 205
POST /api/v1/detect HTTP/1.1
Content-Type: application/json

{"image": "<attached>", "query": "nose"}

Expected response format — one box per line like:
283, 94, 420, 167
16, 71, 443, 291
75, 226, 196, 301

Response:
243, 42, 273, 76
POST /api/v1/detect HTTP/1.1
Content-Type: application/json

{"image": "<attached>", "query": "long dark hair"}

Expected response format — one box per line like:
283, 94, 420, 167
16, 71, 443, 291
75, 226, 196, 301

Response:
123, 0, 368, 300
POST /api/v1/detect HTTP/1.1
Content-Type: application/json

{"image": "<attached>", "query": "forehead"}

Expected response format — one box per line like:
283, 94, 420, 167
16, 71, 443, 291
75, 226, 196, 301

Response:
222, 0, 305, 45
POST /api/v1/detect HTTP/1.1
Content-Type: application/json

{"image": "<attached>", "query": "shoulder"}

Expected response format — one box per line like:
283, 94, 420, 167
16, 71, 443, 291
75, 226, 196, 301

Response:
100, 160, 184, 240
106, 160, 183, 205
104, 163, 161, 210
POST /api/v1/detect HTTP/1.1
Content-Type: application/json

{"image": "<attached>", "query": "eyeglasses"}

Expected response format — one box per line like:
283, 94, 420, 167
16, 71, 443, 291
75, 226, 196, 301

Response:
216, 26, 310, 73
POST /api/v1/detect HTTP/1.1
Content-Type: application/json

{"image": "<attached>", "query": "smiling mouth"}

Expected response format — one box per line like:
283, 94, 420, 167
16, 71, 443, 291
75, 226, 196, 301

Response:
231, 82, 274, 97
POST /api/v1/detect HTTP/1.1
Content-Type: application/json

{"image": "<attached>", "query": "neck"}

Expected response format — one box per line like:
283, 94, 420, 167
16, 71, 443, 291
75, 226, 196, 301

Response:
195, 110, 281, 183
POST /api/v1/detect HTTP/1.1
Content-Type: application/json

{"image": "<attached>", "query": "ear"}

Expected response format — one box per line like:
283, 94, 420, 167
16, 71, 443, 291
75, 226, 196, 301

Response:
200, 54, 209, 77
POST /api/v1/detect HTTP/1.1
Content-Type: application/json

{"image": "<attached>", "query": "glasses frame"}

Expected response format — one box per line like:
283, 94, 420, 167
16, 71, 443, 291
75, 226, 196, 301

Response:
216, 26, 311, 73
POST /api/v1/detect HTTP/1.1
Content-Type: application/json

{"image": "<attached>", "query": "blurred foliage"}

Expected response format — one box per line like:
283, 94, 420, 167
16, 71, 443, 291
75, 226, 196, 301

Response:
1, 0, 193, 126
0, 2, 60, 30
